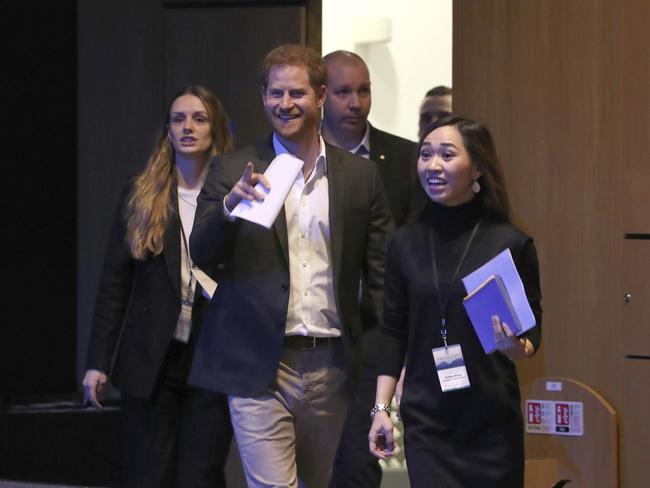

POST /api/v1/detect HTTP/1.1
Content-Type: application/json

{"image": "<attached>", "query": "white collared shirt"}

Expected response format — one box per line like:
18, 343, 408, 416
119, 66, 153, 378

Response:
349, 123, 371, 159
273, 134, 341, 338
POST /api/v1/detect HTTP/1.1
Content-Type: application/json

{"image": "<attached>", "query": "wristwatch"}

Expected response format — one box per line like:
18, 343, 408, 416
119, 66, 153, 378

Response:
370, 403, 391, 419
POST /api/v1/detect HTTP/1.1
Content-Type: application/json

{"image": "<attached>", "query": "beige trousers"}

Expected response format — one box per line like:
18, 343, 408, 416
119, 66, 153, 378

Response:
228, 340, 350, 488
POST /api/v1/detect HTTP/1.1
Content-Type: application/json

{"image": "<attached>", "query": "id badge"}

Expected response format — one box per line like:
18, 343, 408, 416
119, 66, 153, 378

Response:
432, 344, 471, 392
174, 302, 192, 343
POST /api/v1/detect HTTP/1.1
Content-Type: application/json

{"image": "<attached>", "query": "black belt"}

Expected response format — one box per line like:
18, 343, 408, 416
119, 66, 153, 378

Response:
283, 335, 338, 350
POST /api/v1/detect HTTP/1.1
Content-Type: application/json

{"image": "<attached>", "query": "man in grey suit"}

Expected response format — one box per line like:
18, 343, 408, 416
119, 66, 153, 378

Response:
321, 50, 424, 488
188, 44, 393, 488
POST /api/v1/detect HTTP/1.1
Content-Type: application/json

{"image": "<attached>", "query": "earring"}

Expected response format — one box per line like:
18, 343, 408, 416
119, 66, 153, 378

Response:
472, 179, 481, 194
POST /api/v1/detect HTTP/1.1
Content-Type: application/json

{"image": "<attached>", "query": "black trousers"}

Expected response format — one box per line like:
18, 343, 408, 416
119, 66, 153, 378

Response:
330, 328, 382, 488
121, 340, 233, 488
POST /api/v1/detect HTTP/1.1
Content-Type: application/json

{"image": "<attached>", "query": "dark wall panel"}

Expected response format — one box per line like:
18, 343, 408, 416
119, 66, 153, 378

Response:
1, 2, 77, 398
77, 0, 165, 390
77, 1, 315, 387
162, 5, 303, 145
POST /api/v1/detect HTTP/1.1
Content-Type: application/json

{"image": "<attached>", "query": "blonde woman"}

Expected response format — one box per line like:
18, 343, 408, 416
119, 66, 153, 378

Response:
82, 86, 234, 487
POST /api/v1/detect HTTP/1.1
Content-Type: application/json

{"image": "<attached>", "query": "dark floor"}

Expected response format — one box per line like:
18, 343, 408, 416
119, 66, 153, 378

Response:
0, 395, 409, 488
0, 395, 246, 488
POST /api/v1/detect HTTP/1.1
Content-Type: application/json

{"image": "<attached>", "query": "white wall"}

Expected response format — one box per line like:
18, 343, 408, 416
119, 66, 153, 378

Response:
322, 0, 453, 141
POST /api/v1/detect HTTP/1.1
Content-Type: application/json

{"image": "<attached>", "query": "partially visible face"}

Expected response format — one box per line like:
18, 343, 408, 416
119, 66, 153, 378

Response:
323, 60, 371, 133
418, 94, 452, 138
167, 94, 213, 158
417, 125, 481, 207
262, 64, 325, 144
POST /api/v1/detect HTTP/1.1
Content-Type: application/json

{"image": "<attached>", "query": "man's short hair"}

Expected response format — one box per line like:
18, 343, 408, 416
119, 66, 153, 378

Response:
323, 50, 366, 67
262, 44, 326, 92
425, 85, 452, 98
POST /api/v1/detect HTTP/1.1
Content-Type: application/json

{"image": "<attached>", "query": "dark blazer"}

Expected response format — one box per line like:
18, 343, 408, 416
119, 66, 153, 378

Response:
188, 137, 393, 397
378, 206, 541, 485
368, 124, 426, 227
86, 186, 209, 399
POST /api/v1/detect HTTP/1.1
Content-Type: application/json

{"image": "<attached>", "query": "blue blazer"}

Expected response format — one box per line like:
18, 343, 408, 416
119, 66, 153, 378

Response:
188, 137, 394, 397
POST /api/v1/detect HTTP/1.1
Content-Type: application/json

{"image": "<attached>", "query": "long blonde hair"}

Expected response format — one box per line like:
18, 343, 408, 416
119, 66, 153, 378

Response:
125, 86, 233, 259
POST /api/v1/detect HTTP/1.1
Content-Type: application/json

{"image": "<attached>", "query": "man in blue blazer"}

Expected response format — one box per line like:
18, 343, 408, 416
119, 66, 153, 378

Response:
189, 44, 393, 488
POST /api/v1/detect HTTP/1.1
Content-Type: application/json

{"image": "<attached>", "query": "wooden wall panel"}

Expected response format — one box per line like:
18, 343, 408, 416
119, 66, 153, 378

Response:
620, 360, 650, 487
617, 0, 649, 234
453, 0, 620, 395
616, 0, 650, 485
453, 0, 649, 485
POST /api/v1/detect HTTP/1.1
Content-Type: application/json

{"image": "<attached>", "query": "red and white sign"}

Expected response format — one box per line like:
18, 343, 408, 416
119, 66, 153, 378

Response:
525, 400, 584, 436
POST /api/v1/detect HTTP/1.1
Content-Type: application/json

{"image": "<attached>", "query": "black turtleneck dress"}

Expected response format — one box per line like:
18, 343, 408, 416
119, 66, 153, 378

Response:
378, 199, 542, 488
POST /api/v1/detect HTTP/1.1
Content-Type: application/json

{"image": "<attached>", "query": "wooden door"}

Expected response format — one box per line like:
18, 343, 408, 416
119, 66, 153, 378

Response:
453, 0, 649, 485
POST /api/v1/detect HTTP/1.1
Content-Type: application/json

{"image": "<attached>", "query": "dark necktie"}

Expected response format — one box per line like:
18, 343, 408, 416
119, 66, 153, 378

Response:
354, 145, 369, 157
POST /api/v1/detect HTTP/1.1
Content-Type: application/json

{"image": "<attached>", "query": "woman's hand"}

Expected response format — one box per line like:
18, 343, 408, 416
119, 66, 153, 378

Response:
368, 411, 395, 460
82, 369, 108, 408
224, 161, 270, 212
492, 315, 534, 360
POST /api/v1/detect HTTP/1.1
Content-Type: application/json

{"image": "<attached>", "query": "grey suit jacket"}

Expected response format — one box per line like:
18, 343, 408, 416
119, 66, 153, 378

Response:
188, 136, 393, 397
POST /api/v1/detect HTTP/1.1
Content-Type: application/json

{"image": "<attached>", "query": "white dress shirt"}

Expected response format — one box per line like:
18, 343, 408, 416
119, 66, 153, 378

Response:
273, 134, 342, 338
348, 123, 371, 159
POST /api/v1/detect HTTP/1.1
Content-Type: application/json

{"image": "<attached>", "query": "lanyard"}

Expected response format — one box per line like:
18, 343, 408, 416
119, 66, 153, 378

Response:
429, 220, 480, 349
179, 224, 194, 306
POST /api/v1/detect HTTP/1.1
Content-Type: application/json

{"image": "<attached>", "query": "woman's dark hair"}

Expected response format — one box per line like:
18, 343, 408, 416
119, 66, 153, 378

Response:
419, 115, 512, 221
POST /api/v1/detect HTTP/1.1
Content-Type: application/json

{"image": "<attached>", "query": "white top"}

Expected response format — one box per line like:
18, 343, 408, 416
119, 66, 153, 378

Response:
273, 134, 342, 338
178, 186, 201, 252
172, 186, 201, 342
178, 186, 218, 300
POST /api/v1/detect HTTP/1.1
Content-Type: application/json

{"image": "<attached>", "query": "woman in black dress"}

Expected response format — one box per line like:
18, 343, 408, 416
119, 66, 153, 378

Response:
368, 116, 542, 487
82, 86, 234, 487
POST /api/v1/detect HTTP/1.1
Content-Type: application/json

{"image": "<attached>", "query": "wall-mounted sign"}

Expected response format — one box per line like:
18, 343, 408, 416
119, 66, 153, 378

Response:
525, 399, 584, 436
545, 381, 563, 391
